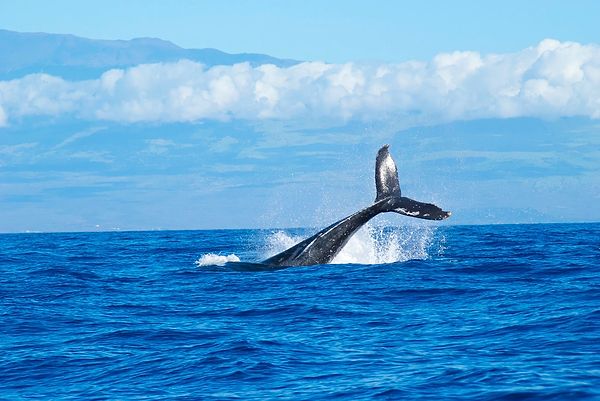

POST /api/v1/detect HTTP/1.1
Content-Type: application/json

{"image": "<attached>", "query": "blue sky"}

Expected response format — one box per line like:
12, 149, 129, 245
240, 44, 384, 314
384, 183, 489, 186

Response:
1, 2, 599, 232
2, 1, 600, 62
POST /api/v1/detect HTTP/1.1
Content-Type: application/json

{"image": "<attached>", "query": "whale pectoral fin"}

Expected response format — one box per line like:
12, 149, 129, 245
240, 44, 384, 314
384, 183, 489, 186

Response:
393, 197, 451, 220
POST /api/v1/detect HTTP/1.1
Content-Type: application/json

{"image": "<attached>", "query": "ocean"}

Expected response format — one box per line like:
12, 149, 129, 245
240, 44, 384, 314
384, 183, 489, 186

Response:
1, 223, 599, 400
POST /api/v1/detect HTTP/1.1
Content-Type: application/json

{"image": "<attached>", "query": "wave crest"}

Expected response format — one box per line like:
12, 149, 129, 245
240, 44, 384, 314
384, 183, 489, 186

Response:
195, 253, 240, 266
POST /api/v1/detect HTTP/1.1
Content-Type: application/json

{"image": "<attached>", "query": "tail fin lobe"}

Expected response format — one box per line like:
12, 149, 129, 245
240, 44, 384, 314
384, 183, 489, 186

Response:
375, 145, 401, 202
393, 197, 451, 220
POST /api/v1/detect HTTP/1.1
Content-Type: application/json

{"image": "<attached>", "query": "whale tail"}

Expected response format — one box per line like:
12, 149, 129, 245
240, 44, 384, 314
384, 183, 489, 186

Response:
375, 145, 401, 202
374, 145, 451, 221
261, 144, 450, 266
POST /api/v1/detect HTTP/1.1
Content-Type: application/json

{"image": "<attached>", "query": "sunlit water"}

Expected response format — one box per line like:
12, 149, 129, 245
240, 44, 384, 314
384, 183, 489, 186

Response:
1, 223, 599, 400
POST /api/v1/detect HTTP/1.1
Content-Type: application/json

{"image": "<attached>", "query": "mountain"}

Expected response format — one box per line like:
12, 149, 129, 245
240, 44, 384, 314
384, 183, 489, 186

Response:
0, 29, 298, 80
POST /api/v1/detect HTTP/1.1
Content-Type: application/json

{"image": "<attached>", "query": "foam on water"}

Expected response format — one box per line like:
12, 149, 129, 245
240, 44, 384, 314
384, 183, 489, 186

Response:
262, 223, 437, 264
195, 253, 240, 266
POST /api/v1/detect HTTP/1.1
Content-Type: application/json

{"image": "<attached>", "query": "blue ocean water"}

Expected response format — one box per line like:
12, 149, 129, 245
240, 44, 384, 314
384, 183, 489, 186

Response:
1, 223, 599, 400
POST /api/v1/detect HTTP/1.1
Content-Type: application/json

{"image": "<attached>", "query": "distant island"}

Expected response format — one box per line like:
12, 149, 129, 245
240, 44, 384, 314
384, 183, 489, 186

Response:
0, 29, 298, 80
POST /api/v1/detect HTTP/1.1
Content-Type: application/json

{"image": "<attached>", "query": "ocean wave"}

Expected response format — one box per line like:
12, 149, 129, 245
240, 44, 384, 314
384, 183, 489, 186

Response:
1, 223, 599, 399
195, 253, 240, 266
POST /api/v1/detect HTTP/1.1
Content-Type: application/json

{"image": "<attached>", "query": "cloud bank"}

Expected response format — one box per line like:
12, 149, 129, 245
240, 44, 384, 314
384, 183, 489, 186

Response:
1, 39, 600, 126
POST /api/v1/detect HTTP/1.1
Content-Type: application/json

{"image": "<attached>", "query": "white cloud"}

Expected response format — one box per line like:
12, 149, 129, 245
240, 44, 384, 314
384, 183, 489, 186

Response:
0, 142, 37, 156
0, 142, 37, 167
1, 39, 600, 125
69, 151, 114, 164
0, 105, 6, 126
53, 127, 105, 150
210, 136, 239, 152
144, 138, 193, 154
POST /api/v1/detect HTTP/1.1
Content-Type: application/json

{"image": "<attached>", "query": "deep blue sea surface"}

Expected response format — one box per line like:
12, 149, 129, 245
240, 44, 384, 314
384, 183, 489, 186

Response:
1, 223, 599, 400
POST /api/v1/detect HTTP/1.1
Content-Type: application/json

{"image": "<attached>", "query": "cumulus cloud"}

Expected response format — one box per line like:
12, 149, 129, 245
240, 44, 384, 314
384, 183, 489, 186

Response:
1, 39, 600, 125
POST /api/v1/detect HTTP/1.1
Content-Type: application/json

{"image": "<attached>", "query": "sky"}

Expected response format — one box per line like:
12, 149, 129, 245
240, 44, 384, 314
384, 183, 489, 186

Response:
2, 1, 600, 62
1, 2, 599, 232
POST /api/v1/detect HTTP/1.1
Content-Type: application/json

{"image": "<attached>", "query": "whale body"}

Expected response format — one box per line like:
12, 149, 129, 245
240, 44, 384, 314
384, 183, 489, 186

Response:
262, 145, 450, 266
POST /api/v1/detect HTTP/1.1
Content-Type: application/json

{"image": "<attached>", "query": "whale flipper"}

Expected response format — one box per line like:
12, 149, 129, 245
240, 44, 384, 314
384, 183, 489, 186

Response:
261, 145, 450, 266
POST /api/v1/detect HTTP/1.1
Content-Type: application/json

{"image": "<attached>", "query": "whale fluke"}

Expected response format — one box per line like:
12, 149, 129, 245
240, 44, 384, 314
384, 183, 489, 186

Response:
375, 144, 450, 220
262, 145, 450, 266
391, 197, 451, 220
375, 144, 401, 202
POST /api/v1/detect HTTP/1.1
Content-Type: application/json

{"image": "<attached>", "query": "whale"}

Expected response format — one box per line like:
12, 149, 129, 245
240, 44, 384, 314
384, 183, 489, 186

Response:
262, 145, 451, 267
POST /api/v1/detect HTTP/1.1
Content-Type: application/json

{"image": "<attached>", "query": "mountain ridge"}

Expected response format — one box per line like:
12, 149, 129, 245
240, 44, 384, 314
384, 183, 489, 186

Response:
0, 29, 299, 80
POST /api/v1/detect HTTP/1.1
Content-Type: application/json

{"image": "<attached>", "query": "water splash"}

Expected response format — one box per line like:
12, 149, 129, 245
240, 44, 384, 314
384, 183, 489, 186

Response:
262, 223, 437, 265
195, 253, 240, 266
259, 230, 305, 261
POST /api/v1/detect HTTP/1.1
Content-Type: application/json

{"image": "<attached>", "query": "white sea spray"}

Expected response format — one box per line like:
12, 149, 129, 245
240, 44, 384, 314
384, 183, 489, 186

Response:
195, 253, 240, 266
261, 223, 437, 265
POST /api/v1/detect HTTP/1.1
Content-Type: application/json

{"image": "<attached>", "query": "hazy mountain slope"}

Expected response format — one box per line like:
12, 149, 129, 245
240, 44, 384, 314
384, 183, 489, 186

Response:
0, 29, 298, 80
